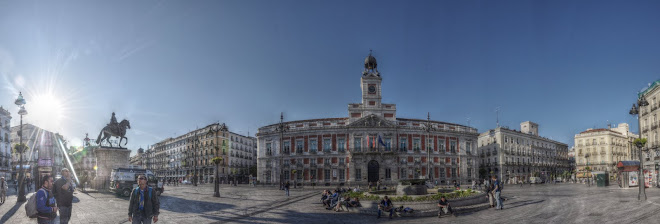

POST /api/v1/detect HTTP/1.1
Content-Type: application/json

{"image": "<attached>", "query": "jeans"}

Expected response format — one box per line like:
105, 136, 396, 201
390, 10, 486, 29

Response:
285, 188, 289, 196
132, 214, 152, 224
378, 207, 393, 218
495, 191, 503, 209
59, 206, 72, 224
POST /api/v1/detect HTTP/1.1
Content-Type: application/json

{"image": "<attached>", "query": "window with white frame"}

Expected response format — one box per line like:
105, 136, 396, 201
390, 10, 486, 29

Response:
310, 139, 318, 152
323, 139, 331, 152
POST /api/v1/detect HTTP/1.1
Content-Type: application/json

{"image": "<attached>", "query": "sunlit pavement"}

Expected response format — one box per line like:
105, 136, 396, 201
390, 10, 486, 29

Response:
2, 183, 660, 224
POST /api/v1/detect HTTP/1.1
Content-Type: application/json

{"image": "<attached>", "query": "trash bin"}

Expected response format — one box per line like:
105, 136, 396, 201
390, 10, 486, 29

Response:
593, 171, 609, 187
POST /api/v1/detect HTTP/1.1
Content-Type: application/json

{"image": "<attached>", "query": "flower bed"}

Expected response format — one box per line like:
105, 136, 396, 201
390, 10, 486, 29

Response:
341, 190, 489, 217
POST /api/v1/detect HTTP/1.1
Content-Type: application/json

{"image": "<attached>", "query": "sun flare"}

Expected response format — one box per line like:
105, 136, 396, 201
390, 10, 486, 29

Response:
29, 93, 65, 130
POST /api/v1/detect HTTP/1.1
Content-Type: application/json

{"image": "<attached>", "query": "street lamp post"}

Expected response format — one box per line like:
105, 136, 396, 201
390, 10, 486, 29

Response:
629, 95, 649, 201
210, 123, 227, 197
421, 113, 436, 183
275, 113, 289, 189
15, 92, 27, 202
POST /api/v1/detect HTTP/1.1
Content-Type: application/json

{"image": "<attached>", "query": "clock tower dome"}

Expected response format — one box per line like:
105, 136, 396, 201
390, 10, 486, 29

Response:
348, 52, 397, 123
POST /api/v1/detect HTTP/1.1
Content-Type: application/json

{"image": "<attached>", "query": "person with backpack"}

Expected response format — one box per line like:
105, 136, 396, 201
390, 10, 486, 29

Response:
128, 174, 160, 224
492, 175, 503, 210
53, 168, 75, 224
36, 175, 58, 224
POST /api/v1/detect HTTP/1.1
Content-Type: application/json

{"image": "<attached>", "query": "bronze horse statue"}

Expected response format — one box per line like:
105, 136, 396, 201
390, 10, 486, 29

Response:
96, 119, 131, 148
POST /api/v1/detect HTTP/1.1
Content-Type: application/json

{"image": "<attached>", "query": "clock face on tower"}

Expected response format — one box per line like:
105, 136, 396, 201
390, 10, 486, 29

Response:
368, 85, 376, 94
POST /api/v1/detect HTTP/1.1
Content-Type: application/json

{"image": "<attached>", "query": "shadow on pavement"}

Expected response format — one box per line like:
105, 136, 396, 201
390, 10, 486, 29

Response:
159, 195, 236, 214
505, 199, 545, 209
200, 208, 373, 224
1, 201, 26, 223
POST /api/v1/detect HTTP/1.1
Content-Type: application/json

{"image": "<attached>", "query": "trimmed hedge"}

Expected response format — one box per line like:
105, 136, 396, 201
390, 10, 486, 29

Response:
399, 179, 427, 185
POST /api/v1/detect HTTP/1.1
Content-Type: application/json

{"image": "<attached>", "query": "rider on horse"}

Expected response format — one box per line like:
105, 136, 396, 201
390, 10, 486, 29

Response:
97, 112, 130, 148
108, 112, 119, 132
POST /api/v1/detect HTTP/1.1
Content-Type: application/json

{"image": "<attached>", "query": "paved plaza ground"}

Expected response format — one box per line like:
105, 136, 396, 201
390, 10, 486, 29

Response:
2, 182, 660, 223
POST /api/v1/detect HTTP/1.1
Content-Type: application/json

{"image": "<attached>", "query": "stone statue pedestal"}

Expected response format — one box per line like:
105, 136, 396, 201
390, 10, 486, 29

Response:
93, 147, 131, 191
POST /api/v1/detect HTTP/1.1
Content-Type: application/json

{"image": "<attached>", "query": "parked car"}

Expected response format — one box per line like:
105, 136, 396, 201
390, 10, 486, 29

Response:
109, 168, 164, 197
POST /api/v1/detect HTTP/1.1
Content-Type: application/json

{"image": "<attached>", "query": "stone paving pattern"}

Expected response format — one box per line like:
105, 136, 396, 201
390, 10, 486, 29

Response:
2, 182, 660, 223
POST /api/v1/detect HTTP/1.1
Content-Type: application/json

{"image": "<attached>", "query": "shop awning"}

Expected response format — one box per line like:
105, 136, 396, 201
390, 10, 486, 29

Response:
576, 172, 592, 178
617, 161, 640, 172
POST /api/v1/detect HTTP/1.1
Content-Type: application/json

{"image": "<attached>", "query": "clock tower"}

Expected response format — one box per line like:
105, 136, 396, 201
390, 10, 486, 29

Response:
348, 52, 397, 123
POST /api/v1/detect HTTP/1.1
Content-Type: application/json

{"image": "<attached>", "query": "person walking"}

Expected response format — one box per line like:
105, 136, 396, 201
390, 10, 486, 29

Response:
36, 175, 58, 224
128, 175, 160, 224
493, 176, 503, 210
0, 177, 7, 204
53, 168, 75, 224
485, 179, 494, 208
284, 181, 290, 196
26, 177, 32, 192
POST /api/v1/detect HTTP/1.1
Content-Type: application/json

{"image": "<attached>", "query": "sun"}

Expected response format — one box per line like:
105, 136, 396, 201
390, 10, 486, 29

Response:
29, 93, 65, 130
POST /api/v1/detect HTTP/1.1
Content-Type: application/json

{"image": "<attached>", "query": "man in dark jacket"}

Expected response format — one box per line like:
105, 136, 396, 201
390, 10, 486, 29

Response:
36, 175, 58, 224
377, 196, 394, 219
128, 175, 160, 224
53, 168, 75, 224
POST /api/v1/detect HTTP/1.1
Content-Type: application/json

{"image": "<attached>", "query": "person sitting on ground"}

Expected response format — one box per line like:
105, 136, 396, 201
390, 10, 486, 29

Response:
327, 191, 341, 210
438, 196, 455, 217
322, 190, 332, 207
349, 197, 361, 207
325, 190, 338, 209
334, 196, 351, 211
377, 196, 394, 219
321, 190, 329, 205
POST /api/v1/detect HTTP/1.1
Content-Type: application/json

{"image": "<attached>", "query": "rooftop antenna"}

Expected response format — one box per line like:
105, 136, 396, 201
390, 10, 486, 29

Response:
495, 107, 501, 128
467, 117, 471, 127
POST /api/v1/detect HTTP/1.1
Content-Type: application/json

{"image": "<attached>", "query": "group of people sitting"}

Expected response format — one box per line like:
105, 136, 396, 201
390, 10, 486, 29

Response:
320, 189, 361, 212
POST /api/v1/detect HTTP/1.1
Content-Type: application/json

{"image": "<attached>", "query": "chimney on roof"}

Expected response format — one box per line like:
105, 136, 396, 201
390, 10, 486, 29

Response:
608, 123, 611, 129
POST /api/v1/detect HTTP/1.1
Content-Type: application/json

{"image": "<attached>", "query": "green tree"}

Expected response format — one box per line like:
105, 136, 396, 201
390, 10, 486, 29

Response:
634, 138, 647, 148
13, 143, 28, 154
249, 166, 257, 177
478, 165, 487, 179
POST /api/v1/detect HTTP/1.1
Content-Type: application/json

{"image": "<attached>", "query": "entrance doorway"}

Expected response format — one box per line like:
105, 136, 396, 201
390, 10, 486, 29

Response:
368, 160, 379, 183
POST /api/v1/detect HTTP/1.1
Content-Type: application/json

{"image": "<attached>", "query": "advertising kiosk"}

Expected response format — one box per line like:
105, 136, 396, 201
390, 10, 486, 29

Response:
617, 161, 640, 188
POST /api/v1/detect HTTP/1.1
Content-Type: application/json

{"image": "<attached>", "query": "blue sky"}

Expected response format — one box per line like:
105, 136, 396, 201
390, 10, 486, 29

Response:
1, 0, 659, 155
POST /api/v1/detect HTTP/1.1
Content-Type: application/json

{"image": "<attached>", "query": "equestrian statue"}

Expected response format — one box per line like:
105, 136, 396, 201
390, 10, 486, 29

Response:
96, 112, 131, 148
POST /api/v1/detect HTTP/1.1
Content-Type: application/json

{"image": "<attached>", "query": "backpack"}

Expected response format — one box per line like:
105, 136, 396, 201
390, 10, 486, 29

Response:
25, 189, 46, 218
133, 187, 152, 201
